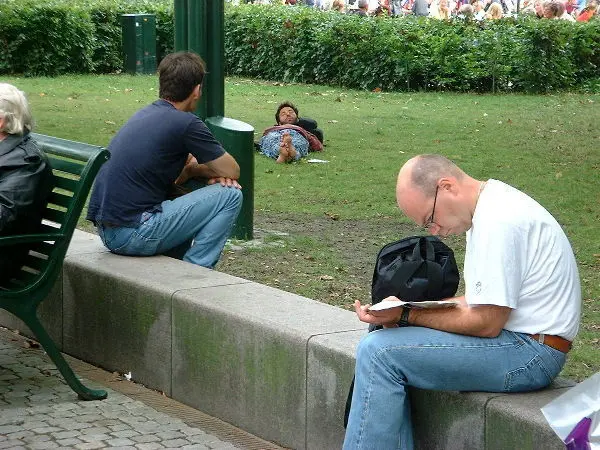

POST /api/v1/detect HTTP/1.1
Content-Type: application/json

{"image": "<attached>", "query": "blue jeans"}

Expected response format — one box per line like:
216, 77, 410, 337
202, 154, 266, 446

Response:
97, 184, 242, 269
342, 327, 566, 450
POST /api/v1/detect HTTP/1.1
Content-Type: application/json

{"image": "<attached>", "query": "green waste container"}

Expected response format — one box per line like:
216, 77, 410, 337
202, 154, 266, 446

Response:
121, 14, 157, 74
206, 116, 255, 240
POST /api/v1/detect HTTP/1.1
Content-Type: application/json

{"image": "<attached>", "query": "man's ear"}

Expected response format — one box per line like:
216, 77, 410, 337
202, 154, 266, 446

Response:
194, 83, 202, 99
439, 177, 457, 194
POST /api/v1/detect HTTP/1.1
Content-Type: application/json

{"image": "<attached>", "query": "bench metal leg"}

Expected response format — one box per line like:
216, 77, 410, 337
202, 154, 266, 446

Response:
22, 312, 108, 401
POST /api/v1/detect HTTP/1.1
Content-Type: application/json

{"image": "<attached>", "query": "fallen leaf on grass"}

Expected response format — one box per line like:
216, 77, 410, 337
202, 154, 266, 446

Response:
325, 212, 339, 220
320, 275, 334, 281
24, 339, 40, 349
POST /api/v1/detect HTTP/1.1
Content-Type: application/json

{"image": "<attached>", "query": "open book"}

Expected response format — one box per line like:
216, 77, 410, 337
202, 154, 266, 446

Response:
367, 300, 459, 311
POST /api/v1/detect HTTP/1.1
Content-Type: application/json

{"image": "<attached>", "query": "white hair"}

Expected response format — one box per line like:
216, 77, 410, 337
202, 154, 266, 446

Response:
0, 83, 33, 135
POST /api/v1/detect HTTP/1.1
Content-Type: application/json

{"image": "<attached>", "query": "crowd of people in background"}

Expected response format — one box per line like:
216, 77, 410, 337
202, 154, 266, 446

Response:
231, 0, 597, 21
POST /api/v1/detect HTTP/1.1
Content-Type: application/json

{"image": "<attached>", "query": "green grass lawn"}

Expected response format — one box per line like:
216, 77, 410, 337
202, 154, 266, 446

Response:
4, 74, 599, 381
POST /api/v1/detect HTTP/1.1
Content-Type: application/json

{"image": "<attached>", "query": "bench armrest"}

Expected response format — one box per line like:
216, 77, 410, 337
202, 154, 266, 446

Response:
0, 233, 66, 247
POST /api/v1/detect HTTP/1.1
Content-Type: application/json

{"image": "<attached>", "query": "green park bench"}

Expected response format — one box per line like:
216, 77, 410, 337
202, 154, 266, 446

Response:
0, 133, 110, 400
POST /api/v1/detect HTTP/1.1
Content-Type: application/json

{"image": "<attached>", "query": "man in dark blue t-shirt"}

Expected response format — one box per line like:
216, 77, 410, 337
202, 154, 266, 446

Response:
87, 52, 242, 269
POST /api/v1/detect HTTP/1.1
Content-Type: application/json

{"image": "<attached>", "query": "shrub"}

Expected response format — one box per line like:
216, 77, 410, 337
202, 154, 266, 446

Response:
223, 5, 600, 93
0, 0, 95, 76
0, 0, 173, 76
0, 0, 597, 93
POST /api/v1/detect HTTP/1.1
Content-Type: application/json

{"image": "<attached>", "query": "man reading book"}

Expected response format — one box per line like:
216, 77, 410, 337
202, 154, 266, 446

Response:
343, 154, 582, 450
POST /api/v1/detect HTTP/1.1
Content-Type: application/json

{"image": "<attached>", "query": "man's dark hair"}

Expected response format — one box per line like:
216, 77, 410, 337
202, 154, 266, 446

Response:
158, 52, 206, 102
275, 101, 299, 124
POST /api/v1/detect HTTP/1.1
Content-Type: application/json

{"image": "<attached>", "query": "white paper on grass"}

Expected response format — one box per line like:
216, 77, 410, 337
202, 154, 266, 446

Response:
367, 300, 459, 311
541, 371, 600, 449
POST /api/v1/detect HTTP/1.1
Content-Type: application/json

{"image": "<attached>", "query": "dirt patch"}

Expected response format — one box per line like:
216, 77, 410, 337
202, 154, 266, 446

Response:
216, 211, 464, 311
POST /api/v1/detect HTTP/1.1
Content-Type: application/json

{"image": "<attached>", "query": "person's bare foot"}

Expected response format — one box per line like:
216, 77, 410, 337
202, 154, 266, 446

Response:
286, 143, 297, 162
276, 143, 289, 163
281, 133, 297, 162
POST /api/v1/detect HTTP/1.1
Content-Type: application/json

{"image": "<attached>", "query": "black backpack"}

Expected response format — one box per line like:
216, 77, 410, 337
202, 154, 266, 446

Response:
371, 235, 460, 305
344, 235, 460, 427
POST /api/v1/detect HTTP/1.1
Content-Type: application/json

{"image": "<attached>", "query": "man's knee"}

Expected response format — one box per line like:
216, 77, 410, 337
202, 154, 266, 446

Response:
221, 185, 243, 209
356, 330, 389, 362
190, 183, 243, 207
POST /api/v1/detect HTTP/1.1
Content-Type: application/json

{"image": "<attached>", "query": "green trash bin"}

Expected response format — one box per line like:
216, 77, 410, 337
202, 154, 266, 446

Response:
121, 14, 157, 75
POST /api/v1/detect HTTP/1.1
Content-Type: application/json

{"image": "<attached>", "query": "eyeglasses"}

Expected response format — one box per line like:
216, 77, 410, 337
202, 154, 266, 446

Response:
423, 185, 439, 229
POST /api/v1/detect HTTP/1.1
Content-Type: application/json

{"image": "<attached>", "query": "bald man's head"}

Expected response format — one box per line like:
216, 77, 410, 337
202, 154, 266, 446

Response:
396, 155, 471, 233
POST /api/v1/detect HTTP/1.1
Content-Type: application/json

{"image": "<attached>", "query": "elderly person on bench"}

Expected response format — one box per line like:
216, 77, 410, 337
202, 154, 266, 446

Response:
0, 83, 53, 285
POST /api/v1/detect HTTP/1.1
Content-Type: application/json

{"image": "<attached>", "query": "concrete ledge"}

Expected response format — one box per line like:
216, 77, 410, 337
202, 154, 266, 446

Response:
0, 230, 573, 449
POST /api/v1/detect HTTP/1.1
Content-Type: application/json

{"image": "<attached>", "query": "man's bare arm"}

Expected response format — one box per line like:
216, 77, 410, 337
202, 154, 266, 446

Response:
176, 153, 240, 184
357, 296, 512, 338
194, 153, 240, 180
407, 301, 511, 337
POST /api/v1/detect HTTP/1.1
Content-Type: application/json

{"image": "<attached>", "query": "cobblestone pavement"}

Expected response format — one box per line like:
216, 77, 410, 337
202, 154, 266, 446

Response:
0, 329, 285, 450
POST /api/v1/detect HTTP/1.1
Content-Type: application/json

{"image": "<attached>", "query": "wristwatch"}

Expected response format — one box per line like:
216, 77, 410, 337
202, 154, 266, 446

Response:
398, 307, 411, 327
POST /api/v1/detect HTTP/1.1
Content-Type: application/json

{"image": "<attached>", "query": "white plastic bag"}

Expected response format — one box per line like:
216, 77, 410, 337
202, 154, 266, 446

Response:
541, 372, 600, 450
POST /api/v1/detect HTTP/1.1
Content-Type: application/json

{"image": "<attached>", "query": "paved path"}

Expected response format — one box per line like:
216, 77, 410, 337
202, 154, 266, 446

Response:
0, 328, 285, 450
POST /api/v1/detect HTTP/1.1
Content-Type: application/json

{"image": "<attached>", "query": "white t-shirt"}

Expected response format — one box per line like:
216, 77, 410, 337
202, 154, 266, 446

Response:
464, 179, 581, 341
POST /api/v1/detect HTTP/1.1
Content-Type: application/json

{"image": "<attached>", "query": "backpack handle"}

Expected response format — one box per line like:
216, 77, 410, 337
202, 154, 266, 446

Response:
388, 237, 443, 301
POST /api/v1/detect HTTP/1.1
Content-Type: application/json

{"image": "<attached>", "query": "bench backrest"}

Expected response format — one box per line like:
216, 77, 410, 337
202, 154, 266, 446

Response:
0, 134, 109, 299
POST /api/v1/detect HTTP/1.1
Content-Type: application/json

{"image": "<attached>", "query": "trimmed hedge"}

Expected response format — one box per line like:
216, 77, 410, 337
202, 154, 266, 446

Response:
224, 6, 600, 93
0, 0, 173, 76
0, 2, 95, 76
0, 1, 598, 92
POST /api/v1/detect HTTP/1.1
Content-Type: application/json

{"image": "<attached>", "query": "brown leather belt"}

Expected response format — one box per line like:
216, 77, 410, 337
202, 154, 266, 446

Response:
530, 334, 572, 353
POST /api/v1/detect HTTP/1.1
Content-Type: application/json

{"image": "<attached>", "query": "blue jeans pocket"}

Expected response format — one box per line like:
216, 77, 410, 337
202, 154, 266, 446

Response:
504, 355, 554, 392
125, 231, 161, 256
101, 227, 135, 252
101, 226, 160, 256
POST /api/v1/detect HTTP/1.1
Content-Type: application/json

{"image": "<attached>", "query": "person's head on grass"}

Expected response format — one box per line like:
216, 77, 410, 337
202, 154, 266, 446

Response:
0, 83, 33, 140
275, 101, 299, 125
158, 52, 206, 112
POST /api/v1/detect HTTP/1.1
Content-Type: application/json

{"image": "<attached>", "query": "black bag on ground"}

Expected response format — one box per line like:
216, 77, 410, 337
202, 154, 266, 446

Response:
343, 235, 460, 428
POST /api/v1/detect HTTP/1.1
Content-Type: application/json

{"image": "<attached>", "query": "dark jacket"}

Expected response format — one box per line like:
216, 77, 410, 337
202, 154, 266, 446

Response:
0, 132, 53, 284
297, 117, 324, 144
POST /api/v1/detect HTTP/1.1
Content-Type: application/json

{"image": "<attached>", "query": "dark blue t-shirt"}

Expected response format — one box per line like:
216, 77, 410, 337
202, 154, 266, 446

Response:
87, 100, 225, 227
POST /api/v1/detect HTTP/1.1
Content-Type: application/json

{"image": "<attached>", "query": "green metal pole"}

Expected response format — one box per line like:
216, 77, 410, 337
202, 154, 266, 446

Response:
173, 0, 254, 240
187, 0, 208, 120
206, 1, 225, 118
174, 0, 188, 52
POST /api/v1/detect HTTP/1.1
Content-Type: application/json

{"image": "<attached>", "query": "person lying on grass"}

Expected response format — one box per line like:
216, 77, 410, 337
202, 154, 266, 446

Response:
258, 101, 324, 163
